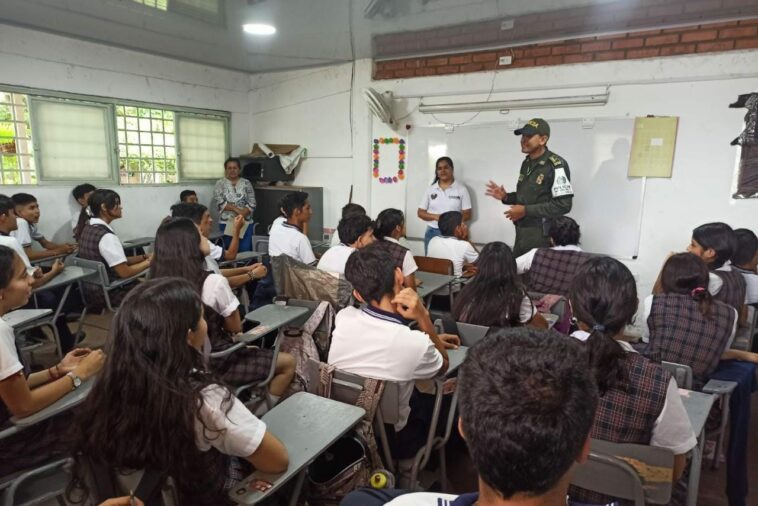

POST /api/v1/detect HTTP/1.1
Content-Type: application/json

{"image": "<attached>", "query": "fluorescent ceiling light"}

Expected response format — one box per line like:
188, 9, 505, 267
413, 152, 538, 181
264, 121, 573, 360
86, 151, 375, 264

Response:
419, 93, 609, 114
243, 23, 276, 35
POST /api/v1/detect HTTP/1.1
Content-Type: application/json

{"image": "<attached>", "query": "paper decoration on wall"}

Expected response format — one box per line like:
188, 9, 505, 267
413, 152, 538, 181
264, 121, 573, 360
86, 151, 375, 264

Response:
373, 137, 406, 184
628, 117, 679, 178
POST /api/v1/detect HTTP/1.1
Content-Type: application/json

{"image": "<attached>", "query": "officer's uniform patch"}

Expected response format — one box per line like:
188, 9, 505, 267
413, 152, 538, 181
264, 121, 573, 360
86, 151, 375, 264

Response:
551, 168, 574, 197
536, 174, 544, 185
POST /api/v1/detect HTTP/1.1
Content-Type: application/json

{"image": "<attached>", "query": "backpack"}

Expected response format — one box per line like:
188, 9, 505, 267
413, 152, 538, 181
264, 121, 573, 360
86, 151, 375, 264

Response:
279, 301, 335, 394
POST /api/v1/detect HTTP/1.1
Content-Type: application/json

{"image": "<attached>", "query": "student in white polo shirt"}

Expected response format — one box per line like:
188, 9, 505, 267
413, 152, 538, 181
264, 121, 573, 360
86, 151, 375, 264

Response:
328, 247, 459, 486
317, 214, 374, 275
417, 157, 472, 254
330, 203, 367, 247
268, 191, 316, 265
427, 211, 479, 278
516, 216, 582, 275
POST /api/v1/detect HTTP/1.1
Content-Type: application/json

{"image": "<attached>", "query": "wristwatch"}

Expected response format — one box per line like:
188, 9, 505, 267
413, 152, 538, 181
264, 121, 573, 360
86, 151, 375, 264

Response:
66, 372, 82, 391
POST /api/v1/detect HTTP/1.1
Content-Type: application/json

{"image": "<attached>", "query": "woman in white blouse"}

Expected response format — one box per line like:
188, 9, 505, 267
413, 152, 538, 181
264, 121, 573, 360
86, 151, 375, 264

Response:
214, 157, 256, 252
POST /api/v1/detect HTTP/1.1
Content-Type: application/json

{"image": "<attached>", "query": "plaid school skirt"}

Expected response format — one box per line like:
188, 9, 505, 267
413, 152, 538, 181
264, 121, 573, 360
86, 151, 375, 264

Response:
209, 336, 275, 386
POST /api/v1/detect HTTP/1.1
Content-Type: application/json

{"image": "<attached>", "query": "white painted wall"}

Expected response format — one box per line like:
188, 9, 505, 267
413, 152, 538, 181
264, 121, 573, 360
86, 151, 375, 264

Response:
0, 24, 251, 243
249, 50, 758, 324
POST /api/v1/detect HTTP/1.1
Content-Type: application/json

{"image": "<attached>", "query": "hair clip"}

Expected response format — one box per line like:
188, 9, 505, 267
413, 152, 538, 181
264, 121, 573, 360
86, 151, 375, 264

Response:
690, 287, 706, 297
592, 323, 606, 332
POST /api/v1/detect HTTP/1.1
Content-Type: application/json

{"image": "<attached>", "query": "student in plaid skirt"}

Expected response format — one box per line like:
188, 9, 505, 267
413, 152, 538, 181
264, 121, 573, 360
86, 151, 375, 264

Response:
567, 257, 696, 506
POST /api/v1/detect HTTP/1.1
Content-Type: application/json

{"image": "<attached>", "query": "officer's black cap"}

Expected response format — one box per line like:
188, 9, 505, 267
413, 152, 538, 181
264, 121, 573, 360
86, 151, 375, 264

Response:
514, 118, 550, 137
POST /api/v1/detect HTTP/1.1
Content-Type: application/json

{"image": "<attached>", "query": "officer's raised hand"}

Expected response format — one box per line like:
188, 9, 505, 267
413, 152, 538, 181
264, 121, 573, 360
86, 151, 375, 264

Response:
485, 180, 507, 201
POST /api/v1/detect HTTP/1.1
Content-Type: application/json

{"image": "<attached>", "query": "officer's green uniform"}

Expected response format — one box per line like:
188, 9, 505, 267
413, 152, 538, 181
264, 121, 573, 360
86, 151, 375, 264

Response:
503, 119, 573, 257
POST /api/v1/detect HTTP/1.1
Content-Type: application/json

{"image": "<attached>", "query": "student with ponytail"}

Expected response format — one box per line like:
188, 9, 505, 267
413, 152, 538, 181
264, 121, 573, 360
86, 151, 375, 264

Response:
370, 209, 418, 289
567, 256, 695, 505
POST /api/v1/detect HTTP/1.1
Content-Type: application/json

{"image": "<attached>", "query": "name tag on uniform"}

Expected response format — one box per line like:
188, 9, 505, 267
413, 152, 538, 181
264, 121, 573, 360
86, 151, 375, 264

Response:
551, 168, 574, 197
449, 195, 461, 200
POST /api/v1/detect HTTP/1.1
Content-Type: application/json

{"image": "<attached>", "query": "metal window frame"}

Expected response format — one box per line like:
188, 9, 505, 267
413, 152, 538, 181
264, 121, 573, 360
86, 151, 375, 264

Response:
0, 91, 36, 185
116, 105, 178, 185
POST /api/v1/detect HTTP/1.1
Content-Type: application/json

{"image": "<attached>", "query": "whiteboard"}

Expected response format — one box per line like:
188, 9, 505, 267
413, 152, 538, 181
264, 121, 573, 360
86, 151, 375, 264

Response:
406, 118, 645, 258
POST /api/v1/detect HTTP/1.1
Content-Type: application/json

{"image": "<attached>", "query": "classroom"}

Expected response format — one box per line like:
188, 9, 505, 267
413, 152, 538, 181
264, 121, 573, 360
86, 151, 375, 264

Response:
0, 1, 757, 505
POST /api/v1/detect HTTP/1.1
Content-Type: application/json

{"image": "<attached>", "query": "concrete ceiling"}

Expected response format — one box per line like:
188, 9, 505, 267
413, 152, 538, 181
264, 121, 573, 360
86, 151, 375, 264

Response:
0, 0, 755, 73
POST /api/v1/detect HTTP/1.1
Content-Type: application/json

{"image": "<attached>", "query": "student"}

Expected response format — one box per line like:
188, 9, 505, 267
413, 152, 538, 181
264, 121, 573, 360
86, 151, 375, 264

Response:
74, 189, 150, 309
317, 214, 374, 275
643, 253, 755, 386
0, 245, 105, 476
516, 216, 582, 274
732, 228, 758, 305
180, 189, 199, 203
330, 202, 367, 246
268, 191, 315, 265
426, 210, 478, 277
370, 209, 418, 289
451, 242, 547, 329
329, 247, 458, 484
151, 218, 295, 399
567, 256, 696, 505
11, 193, 77, 261
342, 327, 599, 506
68, 278, 288, 506
71, 183, 96, 232
170, 203, 262, 287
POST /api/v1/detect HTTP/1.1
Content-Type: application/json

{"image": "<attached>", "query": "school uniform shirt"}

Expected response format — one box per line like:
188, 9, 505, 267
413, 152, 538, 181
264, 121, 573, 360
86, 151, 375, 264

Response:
0, 318, 23, 388
516, 244, 583, 275
316, 244, 355, 275
706, 265, 735, 297
269, 215, 286, 233
639, 294, 738, 345
732, 266, 758, 304
195, 384, 266, 456
329, 229, 342, 247
0, 233, 33, 272
418, 181, 472, 229
269, 222, 316, 265
88, 218, 127, 267
201, 274, 240, 318
571, 331, 697, 455
386, 492, 477, 506
426, 236, 478, 277
328, 305, 443, 431
11, 218, 44, 248
205, 243, 224, 274
383, 237, 418, 277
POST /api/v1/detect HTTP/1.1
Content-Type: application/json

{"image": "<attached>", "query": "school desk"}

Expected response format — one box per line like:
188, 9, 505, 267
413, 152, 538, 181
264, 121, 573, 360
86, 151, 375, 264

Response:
416, 271, 456, 308
218, 250, 265, 268
10, 376, 95, 428
679, 388, 715, 506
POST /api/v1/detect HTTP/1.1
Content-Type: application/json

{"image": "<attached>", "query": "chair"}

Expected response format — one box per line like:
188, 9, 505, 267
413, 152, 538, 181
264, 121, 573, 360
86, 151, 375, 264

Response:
434, 318, 489, 347
252, 236, 269, 254
661, 361, 694, 389
413, 256, 456, 308
0, 453, 72, 506
4, 309, 59, 361
732, 305, 756, 351
68, 257, 144, 319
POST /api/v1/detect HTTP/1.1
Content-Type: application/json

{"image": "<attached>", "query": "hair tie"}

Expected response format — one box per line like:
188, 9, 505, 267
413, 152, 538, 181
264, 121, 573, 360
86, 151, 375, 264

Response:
592, 323, 606, 332
691, 287, 706, 298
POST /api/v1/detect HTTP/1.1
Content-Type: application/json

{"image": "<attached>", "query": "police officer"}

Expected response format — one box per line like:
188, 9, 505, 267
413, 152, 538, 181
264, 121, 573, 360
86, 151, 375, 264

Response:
485, 118, 573, 257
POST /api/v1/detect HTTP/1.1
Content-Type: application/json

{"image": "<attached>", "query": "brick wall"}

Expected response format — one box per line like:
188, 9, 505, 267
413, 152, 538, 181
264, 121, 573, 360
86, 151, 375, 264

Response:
373, 18, 758, 80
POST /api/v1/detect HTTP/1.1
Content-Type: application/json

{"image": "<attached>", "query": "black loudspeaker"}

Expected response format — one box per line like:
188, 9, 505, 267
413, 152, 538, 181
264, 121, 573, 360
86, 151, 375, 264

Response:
240, 155, 295, 183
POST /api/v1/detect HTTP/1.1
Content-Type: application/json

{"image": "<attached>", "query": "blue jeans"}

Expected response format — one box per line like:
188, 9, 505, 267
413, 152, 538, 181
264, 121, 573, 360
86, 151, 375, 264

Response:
220, 221, 254, 252
423, 226, 442, 255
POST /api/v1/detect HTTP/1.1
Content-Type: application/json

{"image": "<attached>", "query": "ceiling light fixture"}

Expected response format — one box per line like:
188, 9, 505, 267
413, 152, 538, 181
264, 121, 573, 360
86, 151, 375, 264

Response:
243, 23, 276, 35
418, 93, 609, 114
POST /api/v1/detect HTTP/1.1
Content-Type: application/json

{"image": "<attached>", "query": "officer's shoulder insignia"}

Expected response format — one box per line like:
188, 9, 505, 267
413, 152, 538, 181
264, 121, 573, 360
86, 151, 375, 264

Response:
518, 174, 525, 182
535, 174, 544, 185
548, 154, 563, 167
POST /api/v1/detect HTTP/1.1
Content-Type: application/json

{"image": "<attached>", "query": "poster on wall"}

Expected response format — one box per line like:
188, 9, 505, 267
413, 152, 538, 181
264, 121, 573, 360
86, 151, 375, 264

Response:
372, 137, 406, 184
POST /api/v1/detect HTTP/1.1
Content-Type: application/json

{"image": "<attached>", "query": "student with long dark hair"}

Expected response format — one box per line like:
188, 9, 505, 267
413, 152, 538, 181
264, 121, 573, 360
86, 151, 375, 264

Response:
0, 246, 104, 476
567, 256, 696, 505
451, 241, 546, 328
370, 209, 418, 289
150, 218, 295, 401
68, 278, 287, 505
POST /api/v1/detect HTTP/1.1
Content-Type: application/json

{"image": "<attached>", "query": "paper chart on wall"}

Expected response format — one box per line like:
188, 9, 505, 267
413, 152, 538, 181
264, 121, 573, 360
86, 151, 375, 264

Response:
628, 117, 679, 178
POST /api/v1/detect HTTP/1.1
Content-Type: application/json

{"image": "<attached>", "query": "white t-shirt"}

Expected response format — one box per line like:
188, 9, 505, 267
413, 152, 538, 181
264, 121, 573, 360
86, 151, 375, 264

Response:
427, 236, 478, 277
640, 294, 738, 346
0, 318, 23, 383
516, 244, 583, 275
269, 222, 316, 265
571, 332, 697, 455
202, 274, 240, 318
383, 237, 418, 277
269, 215, 286, 233
418, 181, 472, 229
89, 218, 127, 268
317, 244, 355, 276
195, 385, 267, 456
0, 234, 33, 271
733, 267, 758, 304
328, 306, 443, 430
11, 218, 43, 248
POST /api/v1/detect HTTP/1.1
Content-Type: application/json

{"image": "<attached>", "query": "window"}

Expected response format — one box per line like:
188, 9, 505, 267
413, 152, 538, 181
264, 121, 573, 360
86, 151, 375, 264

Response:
0, 92, 35, 184
117, 105, 177, 184
131, 0, 222, 23
131, 0, 168, 10
177, 115, 227, 180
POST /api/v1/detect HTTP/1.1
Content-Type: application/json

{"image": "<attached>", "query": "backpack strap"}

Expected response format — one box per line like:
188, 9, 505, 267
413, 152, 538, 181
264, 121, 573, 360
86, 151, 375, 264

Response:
318, 362, 336, 399
135, 467, 168, 506
88, 457, 117, 502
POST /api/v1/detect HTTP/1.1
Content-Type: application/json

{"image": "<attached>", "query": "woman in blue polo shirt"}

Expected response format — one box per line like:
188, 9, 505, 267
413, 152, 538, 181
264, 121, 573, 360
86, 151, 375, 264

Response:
417, 157, 472, 254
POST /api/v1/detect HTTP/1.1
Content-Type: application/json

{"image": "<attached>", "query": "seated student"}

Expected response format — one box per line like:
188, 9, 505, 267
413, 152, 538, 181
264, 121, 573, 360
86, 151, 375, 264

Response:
0, 245, 105, 476
330, 202, 367, 247
342, 326, 599, 506
567, 256, 696, 505
180, 189, 199, 204
151, 218, 295, 401
732, 228, 758, 305
74, 189, 150, 309
516, 216, 582, 274
370, 209, 418, 289
451, 242, 547, 329
170, 203, 263, 288
426, 210, 478, 277
70, 183, 96, 232
317, 214, 374, 275
11, 193, 77, 261
68, 278, 288, 506
268, 191, 316, 265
